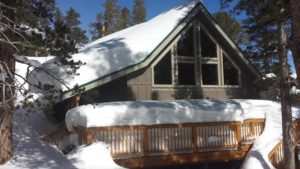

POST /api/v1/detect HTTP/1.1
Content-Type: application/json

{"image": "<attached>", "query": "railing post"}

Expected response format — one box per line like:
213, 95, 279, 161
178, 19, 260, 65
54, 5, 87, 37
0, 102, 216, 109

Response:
75, 95, 80, 107
86, 128, 93, 145
251, 122, 256, 136
192, 125, 197, 151
143, 126, 149, 153
236, 123, 242, 143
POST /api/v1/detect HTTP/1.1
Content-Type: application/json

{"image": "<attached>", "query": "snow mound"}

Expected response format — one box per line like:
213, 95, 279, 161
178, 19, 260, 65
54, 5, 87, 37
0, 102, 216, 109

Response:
290, 86, 300, 95
66, 99, 243, 131
265, 73, 277, 78
67, 142, 125, 169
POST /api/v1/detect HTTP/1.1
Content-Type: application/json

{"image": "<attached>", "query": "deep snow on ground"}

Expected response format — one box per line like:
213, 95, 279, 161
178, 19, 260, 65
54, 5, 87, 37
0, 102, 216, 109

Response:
0, 108, 125, 169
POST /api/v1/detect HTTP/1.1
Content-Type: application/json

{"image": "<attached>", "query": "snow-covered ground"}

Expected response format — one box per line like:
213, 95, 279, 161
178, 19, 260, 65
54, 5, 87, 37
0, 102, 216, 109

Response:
1, 56, 125, 169
0, 108, 125, 169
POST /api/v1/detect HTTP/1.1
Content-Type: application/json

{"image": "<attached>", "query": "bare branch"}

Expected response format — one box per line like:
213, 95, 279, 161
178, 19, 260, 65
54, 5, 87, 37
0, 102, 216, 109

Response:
0, 2, 17, 11
0, 33, 19, 52
0, 22, 32, 46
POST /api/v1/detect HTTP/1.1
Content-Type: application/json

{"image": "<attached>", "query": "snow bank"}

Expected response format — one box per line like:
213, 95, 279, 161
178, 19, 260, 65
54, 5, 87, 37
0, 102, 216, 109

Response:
241, 102, 300, 169
66, 99, 243, 131
290, 86, 300, 95
67, 142, 125, 169
28, 2, 196, 91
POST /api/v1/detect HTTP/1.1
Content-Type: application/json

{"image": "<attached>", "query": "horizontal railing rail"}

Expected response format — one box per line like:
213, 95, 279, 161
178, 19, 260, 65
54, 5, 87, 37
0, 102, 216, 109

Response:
73, 119, 265, 158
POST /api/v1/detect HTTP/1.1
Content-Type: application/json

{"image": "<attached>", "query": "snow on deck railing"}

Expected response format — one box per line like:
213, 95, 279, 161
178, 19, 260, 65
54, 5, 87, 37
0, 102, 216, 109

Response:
40, 123, 77, 154
72, 119, 265, 158
268, 119, 300, 169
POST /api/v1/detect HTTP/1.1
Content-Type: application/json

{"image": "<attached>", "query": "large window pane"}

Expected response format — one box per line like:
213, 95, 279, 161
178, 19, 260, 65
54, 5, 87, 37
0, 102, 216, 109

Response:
201, 29, 217, 58
154, 51, 172, 85
177, 26, 194, 57
202, 64, 218, 85
223, 56, 239, 85
178, 63, 195, 85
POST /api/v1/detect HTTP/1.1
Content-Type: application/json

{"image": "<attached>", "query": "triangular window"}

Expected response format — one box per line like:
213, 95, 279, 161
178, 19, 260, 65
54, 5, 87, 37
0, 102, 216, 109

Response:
223, 55, 239, 86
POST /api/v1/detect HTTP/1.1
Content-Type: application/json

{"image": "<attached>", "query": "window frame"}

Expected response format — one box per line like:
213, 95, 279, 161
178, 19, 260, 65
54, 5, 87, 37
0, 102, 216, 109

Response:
152, 20, 241, 89
221, 52, 241, 87
151, 44, 175, 88
174, 23, 198, 87
199, 24, 221, 87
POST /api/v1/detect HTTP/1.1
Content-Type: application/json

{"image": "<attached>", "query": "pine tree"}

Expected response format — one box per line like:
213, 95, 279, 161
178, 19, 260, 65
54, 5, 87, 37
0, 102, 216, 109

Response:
46, 9, 82, 73
119, 7, 131, 30
65, 7, 88, 45
0, 0, 56, 163
132, 0, 146, 25
103, 0, 120, 35
221, 0, 295, 168
0, 1, 83, 163
212, 11, 244, 45
89, 13, 105, 40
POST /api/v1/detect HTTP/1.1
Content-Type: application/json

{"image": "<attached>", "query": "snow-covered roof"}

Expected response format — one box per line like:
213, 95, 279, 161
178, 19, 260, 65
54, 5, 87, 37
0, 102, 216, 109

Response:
29, 2, 196, 94
29, 1, 260, 99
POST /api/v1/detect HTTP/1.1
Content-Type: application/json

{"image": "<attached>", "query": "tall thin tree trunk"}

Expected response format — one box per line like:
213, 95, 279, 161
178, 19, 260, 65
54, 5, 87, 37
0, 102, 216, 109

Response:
0, 113, 13, 164
0, 45, 14, 164
279, 21, 295, 169
290, 0, 300, 85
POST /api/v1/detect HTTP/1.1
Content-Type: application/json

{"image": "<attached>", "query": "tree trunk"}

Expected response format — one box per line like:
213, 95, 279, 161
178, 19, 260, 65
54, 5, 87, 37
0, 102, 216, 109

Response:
290, 0, 300, 84
279, 21, 295, 169
0, 44, 15, 164
0, 113, 13, 164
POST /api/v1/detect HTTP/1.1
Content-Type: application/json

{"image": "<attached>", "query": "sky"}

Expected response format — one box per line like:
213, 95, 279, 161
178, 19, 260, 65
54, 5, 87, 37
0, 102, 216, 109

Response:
56, 0, 223, 37
56, 0, 295, 72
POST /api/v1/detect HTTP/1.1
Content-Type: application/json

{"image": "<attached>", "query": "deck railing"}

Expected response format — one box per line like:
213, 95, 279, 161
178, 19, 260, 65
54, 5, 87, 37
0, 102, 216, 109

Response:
268, 140, 284, 169
241, 119, 265, 141
268, 120, 300, 169
40, 123, 76, 154
73, 119, 264, 158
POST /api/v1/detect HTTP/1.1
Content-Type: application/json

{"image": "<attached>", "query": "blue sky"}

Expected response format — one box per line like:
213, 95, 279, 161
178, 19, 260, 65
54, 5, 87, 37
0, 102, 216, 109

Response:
56, 0, 295, 72
56, 0, 222, 36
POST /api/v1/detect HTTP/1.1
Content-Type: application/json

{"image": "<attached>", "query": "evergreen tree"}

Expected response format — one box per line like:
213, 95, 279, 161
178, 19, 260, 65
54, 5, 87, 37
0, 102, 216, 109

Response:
103, 0, 120, 35
221, 0, 295, 168
65, 7, 88, 45
0, 1, 83, 163
119, 7, 131, 30
212, 11, 244, 45
132, 0, 146, 25
89, 13, 105, 40
46, 9, 82, 74
0, 0, 56, 163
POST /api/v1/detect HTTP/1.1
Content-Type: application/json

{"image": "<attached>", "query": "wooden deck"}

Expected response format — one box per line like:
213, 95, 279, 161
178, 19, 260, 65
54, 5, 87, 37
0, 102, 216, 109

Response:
41, 119, 300, 169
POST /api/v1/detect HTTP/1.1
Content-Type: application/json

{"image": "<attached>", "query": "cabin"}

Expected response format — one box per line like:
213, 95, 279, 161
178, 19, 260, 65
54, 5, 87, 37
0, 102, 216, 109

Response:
29, 2, 260, 120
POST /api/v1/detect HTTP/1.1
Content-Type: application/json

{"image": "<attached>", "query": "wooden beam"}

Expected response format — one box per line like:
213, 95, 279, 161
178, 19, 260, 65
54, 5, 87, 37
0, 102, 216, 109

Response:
114, 150, 248, 169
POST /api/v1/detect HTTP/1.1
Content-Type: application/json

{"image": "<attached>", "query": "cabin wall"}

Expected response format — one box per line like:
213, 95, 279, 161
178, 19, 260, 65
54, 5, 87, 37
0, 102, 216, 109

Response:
79, 76, 128, 104
126, 65, 258, 101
